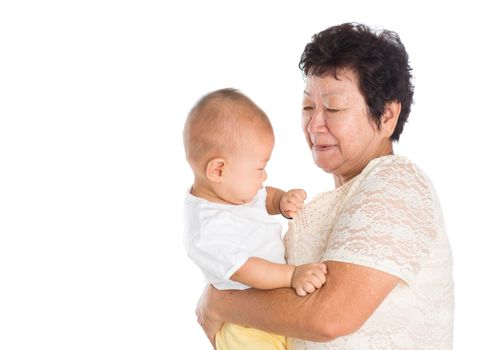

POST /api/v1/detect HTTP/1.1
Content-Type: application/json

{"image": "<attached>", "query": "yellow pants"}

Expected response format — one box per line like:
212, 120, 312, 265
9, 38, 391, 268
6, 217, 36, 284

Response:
216, 322, 286, 350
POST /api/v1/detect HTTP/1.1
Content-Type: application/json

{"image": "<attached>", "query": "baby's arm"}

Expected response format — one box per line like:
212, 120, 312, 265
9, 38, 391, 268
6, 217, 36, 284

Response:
231, 257, 327, 296
265, 186, 307, 218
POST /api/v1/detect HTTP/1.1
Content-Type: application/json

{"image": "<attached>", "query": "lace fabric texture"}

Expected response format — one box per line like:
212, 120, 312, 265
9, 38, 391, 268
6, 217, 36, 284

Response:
284, 155, 454, 350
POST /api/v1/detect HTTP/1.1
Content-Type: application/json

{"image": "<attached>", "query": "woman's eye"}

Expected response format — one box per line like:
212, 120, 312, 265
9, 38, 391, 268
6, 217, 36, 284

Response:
325, 107, 339, 113
302, 106, 314, 111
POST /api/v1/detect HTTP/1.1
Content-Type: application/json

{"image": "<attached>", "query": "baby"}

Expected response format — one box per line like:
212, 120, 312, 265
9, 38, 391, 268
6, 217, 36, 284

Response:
183, 88, 327, 350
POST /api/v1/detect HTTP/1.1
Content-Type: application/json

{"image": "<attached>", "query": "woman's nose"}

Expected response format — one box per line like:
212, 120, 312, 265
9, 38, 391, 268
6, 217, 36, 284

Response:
307, 108, 327, 134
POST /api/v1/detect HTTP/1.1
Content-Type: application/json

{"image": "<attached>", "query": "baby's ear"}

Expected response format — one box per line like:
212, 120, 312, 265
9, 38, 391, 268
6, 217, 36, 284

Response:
206, 158, 226, 183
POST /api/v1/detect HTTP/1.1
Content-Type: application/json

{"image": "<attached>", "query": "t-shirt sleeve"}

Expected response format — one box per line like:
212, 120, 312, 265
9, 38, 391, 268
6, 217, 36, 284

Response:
322, 159, 439, 284
187, 210, 249, 284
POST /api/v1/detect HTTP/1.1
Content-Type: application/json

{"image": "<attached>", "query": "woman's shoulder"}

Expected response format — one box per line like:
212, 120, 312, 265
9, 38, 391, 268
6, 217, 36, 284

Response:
305, 155, 432, 209
361, 154, 429, 185
351, 154, 435, 201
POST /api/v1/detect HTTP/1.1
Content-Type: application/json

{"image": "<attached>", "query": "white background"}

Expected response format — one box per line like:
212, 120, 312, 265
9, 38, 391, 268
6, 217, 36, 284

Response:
1, 0, 490, 348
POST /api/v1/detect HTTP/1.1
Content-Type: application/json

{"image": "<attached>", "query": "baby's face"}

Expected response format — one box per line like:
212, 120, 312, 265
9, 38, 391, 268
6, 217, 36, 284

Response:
222, 129, 274, 204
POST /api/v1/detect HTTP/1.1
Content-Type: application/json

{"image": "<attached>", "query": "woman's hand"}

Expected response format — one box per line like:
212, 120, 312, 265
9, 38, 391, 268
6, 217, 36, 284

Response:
280, 189, 307, 219
196, 285, 223, 349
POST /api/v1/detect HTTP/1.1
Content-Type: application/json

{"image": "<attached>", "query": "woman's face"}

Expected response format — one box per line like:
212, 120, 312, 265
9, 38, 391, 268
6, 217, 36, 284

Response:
302, 69, 390, 181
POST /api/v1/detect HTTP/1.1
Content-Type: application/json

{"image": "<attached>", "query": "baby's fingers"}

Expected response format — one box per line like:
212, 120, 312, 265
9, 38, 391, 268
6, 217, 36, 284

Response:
311, 268, 327, 286
314, 263, 327, 275
307, 274, 324, 289
302, 282, 316, 294
290, 192, 307, 205
282, 203, 301, 218
290, 189, 307, 201
295, 286, 307, 297
282, 201, 299, 212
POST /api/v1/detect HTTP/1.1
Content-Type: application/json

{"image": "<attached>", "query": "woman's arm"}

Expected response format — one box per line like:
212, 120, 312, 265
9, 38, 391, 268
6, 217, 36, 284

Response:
197, 261, 400, 343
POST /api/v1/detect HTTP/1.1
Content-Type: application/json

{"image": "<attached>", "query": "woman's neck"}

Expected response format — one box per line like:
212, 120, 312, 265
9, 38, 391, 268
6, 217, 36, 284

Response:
333, 145, 394, 188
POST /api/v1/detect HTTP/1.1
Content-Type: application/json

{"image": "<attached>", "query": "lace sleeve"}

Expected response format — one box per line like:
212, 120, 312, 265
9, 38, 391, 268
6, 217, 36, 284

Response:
323, 159, 439, 284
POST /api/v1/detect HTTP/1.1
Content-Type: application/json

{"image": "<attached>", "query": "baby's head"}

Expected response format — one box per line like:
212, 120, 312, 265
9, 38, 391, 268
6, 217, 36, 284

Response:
183, 88, 274, 204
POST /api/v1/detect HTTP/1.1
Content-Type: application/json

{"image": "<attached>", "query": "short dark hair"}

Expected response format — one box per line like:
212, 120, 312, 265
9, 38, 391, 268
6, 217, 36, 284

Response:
299, 23, 414, 141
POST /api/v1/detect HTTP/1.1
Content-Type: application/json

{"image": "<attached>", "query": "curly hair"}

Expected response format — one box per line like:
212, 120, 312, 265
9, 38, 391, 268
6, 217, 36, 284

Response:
299, 23, 414, 141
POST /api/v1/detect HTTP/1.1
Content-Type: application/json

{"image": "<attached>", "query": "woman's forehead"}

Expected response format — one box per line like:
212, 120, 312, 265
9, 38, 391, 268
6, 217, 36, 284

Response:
304, 72, 359, 99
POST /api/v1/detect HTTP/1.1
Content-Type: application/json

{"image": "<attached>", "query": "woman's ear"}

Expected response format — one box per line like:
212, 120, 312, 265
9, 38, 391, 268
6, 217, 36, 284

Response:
381, 101, 401, 138
206, 158, 226, 183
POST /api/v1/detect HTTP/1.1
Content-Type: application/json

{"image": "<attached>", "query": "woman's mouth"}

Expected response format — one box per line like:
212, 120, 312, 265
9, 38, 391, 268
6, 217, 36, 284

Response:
313, 144, 337, 151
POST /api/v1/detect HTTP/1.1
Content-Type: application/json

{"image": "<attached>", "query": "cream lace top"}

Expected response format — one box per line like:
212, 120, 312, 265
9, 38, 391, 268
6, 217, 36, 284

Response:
284, 155, 454, 350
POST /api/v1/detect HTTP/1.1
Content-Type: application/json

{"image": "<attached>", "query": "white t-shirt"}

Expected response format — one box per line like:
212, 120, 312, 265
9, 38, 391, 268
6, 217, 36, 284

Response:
284, 155, 454, 349
183, 187, 286, 290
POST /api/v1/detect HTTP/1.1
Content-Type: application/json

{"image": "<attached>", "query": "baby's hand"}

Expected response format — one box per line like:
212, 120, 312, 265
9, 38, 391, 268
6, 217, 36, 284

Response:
291, 263, 327, 297
280, 189, 307, 219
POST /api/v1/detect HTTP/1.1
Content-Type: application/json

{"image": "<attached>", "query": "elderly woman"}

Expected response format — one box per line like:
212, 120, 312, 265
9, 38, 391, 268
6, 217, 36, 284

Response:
197, 23, 454, 349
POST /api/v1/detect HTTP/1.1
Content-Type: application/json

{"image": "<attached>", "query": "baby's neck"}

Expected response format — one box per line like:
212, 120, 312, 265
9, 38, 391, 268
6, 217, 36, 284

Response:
190, 183, 232, 205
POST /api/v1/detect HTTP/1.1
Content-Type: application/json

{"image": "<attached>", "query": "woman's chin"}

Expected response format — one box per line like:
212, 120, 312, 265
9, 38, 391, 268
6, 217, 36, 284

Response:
313, 155, 339, 173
